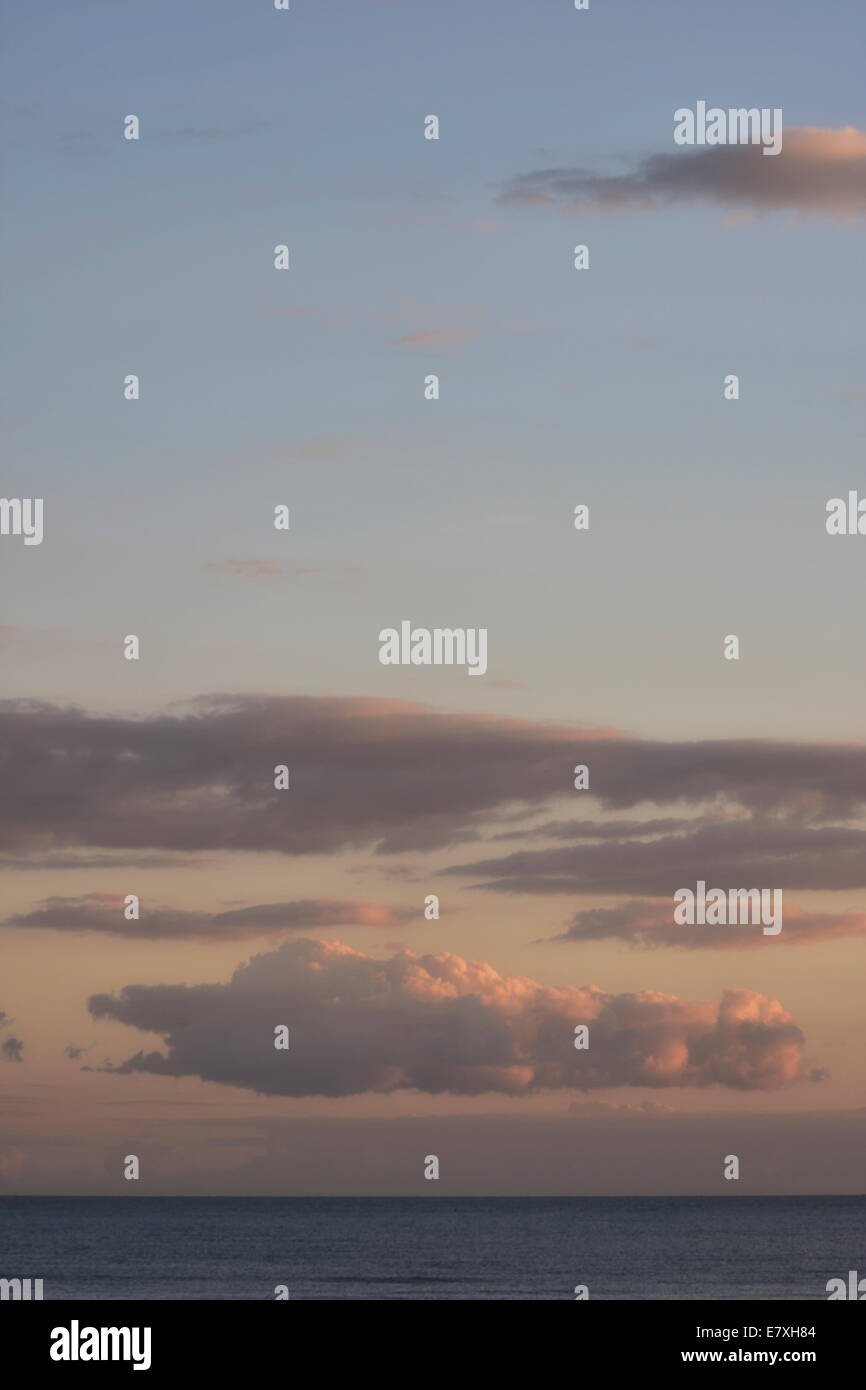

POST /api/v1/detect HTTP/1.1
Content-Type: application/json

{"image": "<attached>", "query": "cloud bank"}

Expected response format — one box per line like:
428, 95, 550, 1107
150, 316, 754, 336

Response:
2, 696, 866, 862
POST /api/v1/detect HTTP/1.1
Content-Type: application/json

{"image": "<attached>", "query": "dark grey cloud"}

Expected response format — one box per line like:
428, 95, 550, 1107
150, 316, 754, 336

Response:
2, 696, 866, 861
500, 127, 866, 219
5, 894, 420, 941
550, 900, 866, 950
490, 817, 693, 843
0, 1010, 21, 1064
88, 938, 810, 1096
0, 853, 209, 871
449, 822, 866, 895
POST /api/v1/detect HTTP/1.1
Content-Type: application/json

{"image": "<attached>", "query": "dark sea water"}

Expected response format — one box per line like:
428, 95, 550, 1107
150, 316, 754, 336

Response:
0, 1196, 861, 1300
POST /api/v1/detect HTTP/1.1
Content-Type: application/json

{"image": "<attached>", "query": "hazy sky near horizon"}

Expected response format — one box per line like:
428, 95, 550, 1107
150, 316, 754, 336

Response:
1, 0, 865, 1194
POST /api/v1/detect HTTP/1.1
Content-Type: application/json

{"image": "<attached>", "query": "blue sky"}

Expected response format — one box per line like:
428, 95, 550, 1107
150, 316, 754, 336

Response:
2, 0, 866, 1194
2, 0, 865, 735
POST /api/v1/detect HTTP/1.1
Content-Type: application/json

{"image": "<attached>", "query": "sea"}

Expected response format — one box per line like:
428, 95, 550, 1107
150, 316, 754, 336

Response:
0, 1195, 861, 1300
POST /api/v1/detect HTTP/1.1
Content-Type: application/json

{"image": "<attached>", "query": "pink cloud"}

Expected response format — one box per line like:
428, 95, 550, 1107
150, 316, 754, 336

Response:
88, 939, 812, 1095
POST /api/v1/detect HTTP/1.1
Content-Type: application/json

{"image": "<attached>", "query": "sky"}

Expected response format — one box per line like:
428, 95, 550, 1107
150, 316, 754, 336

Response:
1, 0, 865, 1195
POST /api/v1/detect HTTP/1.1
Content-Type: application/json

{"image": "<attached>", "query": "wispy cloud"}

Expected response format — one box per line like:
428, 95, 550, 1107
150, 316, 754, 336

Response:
548, 900, 866, 949
449, 822, 866, 895
5, 894, 421, 941
500, 126, 866, 220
